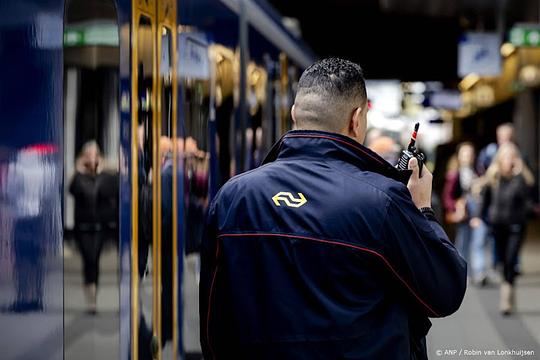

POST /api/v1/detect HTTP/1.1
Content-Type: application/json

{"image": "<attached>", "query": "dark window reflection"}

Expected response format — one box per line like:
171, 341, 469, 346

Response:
160, 26, 174, 359
246, 64, 267, 169
213, 50, 235, 186
137, 15, 156, 360
179, 32, 211, 358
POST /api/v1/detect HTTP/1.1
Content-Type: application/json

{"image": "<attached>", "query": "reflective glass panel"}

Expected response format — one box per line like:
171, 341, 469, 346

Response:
136, 15, 155, 360
160, 26, 175, 359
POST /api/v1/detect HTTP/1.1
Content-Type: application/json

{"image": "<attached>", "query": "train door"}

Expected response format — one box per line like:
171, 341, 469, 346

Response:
178, 29, 211, 359
131, 0, 179, 359
63, 0, 120, 358
157, 1, 178, 358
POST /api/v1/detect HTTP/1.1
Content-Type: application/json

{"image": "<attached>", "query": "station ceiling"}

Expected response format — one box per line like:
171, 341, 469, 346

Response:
269, 0, 540, 82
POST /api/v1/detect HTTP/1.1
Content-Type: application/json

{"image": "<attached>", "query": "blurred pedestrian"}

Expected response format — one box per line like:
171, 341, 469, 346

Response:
5, 144, 58, 312
476, 123, 517, 273
471, 143, 534, 315
443, 143, 477, 270
368, 135, 401, 165
468, 176, 491, 286
69, 140, 103, 314
364, 127, 383, 148
443, 142, 489, 285
476, 123, 514, 176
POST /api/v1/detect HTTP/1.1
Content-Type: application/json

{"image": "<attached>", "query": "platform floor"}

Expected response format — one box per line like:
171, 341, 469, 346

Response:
60, 223, 540, 360
428, 223, 540, 359
63, 241, 119, 360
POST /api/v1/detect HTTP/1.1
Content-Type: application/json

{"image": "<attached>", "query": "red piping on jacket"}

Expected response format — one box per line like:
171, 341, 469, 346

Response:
216, 232, 441, 318
284, 134, 386, 166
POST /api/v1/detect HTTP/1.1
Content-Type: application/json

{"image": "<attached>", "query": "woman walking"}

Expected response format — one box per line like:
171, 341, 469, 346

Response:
443, 142, 478, 266
69, 140, 103, 314
471, 143, 534, 315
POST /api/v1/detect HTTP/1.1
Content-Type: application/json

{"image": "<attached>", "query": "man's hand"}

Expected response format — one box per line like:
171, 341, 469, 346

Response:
407, 157, 432, 209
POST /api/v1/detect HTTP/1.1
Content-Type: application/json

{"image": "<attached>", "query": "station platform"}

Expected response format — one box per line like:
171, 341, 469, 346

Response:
63, 241, 119, 360
61, 221, 540, 359
428, 221, 540, 359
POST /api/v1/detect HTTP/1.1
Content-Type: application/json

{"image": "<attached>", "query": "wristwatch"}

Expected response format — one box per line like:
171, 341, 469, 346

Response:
419, 207, 439, 223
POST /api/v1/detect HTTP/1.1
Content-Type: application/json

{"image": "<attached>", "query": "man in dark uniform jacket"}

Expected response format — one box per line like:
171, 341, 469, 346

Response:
200, 58, 466, 360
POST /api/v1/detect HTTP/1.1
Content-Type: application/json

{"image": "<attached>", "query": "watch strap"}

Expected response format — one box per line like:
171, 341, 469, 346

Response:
419, 207, 439, 224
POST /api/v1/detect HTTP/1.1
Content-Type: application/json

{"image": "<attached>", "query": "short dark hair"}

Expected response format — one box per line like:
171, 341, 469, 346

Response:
293, 58, 367, 130
297, 58, 367, 104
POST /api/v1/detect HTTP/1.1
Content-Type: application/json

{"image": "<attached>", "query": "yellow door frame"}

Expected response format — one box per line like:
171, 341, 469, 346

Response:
132, 0, 178, 359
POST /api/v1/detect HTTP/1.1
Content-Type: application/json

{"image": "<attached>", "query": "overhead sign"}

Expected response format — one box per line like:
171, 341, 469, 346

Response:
428, 90, 463, 110
510, 25, 540, 47
64, 21, 119, 47
178, 33, 210, 80
458, 32, 501, 78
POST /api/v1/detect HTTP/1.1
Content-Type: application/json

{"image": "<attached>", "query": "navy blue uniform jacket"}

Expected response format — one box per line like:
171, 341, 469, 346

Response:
200, 130, 467, 360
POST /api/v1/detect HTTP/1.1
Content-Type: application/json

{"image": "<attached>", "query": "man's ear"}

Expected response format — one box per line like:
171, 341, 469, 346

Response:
291, 104, 297, 124
349, 106, 363, 138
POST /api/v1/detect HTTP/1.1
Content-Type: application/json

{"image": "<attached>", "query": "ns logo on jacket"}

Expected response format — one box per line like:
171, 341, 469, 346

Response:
272, 192, 307, 208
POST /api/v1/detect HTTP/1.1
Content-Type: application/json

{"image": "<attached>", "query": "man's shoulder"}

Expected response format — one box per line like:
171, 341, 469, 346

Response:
344, 167, 410, 203
214, 163, 275, 201
224, 162, 273, 186
215, 160, 411, 212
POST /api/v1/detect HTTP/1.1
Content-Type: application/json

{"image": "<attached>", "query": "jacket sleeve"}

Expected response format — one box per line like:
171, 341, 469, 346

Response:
380, 184, 467, 318
69, 173, 81, 197
199, 196, 219, 359
517, 175, 535, 220
475, 184, 491, 220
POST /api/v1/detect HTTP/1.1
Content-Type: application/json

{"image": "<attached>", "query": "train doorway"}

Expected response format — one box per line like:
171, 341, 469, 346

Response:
63, 0, 120, 359
131, 1, 180, 359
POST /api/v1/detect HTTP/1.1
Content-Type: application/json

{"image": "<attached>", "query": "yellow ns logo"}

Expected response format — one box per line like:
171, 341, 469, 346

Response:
272, 192, 307, 208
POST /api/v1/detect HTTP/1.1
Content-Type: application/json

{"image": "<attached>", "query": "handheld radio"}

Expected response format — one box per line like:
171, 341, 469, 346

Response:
396, 122, 425, 176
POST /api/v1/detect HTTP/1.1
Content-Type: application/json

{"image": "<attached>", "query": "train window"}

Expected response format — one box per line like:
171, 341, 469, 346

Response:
210, 45, 236, 186
261, 55, 276, 154
287, 65, 299, 130
159, 25, 174, 359
136, 15, 156, 360
63, 0, 120, 359
179, 31, 211, 358
277, 53, 293, 135
246, 63, 267, 169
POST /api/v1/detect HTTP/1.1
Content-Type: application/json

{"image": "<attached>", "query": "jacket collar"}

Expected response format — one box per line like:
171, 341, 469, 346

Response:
263, 130, 411, 185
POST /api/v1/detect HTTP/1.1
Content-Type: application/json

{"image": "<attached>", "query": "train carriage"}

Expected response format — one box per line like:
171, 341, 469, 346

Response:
0, 0, 314, 359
